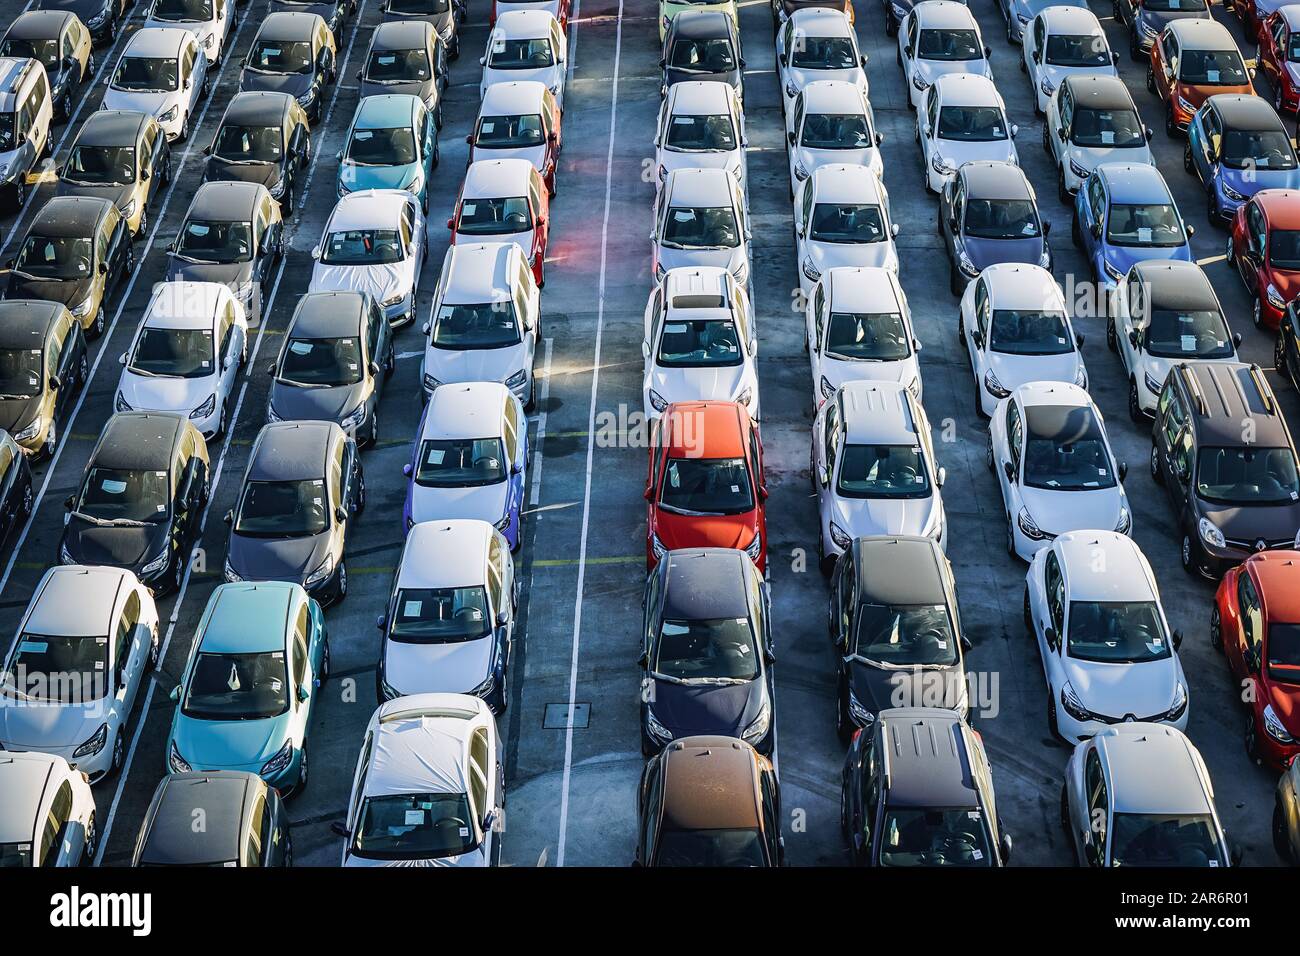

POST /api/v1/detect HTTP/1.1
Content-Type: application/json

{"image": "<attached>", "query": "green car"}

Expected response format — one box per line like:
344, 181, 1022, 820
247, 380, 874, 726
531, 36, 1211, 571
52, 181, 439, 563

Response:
659, 0, 738, 41
166, 582, 329, 796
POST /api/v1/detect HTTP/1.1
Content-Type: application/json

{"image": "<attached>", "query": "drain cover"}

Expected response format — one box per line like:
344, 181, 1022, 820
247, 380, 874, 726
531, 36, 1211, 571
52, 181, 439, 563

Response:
543, 702, 590, 729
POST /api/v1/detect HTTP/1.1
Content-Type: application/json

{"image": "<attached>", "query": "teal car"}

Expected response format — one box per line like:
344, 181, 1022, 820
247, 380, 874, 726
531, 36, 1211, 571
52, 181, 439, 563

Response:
335, 94, 438, 212
165, 582, 329, 796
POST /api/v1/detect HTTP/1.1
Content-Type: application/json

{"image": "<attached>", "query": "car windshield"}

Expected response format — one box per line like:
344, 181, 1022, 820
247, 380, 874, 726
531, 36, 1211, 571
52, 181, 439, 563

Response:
212, 124, 283, 164
0, 843, 32, 867
1109, 814, 1222, 866
0, 38, 58, 68
824, 311, 910, 361
182, 651, 289, 720
810, 202, 886, 243
1045, 33, 1110, 67
1220, 128, 1297, 170
151, 0, 212, 20
320, 228, 404, 264
878, 808, 994, 867
670, 37, 735, 72
64, 144, 136, 185
489, 38, 554, 69
176, 220, 254, 263
837, 444, 930, 498
414, 437, 507, 487
1022, 406, 1116, 490
802, 112, 871, 149
791, 35, 857, 69
346, 126, 416, 166
1066, 601, 1169, 663
234, 478, 328, 537
989, 309, 1073, 355
938, 106, 1007, 141
0, 114, 12, 152
964, 198, 1040, 239
1178, 49, 1248, 85
1141, 308, 1233, 359
1195, 446, 1300, 503
77, 467, 170, 522
1267, 623, 1300, 685
278, 336, 363, 387
0, 348, 42, 397
14, 235, 93, 280
113, 55, 178, 92
665, 113, 737, 151
388, 586, 491, 643
1105, 203, 1185, 247
854, 603, 958, 665
662, 205, 739, 248
456, 196, 532, 235
130, 327, 216, 378
654, 829, 767, 866
1071, 107, 1145, 147
476, 112, 545, 148
389, 0, 450, 11
366, 47, 431, 81
658, 456, 754, 515
354, 793, 476, 859
1269, 229, 1300, 269
431, 302, 520, 349
918, 28, 981, 61
248, 39, 313, 73
654, 616, 759, 681
656, 318, 743, 367
1, 633, 108, 703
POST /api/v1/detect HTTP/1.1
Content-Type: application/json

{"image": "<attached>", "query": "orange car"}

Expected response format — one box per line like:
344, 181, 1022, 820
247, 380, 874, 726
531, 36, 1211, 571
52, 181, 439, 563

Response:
1148, 18, 1253, 137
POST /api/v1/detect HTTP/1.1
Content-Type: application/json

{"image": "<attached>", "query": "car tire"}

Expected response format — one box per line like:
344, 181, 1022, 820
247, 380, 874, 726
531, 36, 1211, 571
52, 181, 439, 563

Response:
81, 814, 97, 866
108, 732, 124, 778
1128, 378, 1144, 424
1046, 690, 1058, 738
1274, 801, 1293, 863
948, 259, 962, 296
20, 482, 33, 519
215, 396, 228, 438
973, 370, 988, 419
1207, 189, 1220, 225
1246, 711, 1261, 764
334, 560, 348, 603
986, 431, 995, 471
1253, 295, 1264, 329
835, 678, 854, 743
1180, 531, 1198, 576
354, 467, 367, 514
296, 744, 309, 794
1210, 604, 1223, 651
365, 409, 379, 448
1150, 443, 1164, 485
1146, 65, 1157, 94
1023, 585, 1032, 633
1006, 514, 1017, 558
1164, 102, 1179, 138
525, 373, 536, 413
1106, 314, 1118, 352
137, 203, 149, 239
177, 112, 190, 144
146, 628, 160, 670
1277, 78, 1286, 113
43, 420, 57, 460
1183, 142, 1195, 174
1277, 331, 1291, 382
169, 554, 185, 594
320, 638, 331, 681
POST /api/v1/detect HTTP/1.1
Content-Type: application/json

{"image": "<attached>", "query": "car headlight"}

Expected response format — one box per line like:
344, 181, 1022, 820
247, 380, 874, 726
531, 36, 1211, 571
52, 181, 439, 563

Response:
139, 547, 170, 577
1221, 181, 1247, 203
381, 292, 406, 308
304, 553, 334, 588
654, 263, 666, 282
12, 419, 41, 441
70, 298, 93, 318
119, 199, 137, 219
1069, 158, 1090, 179
1040, 77, 1056, 97
912, 74, 930, 92
548, 84, 560, 97
648, 389, 669, 413
819, 375, 837, 400
340, 404, 366, 430
468, 672, 496, 698
847, 690, 875, 726
1198, 517, 1225, 549
1114, 507, 1131, 535
59, 543, 75, 565
1176, 96, 1195, 115
159, 105, 178, 123
735, 386, 753, 408
405, 174, 424, 196
1264, 703, 1294, 743
1138, 18, 1158, 38
190, 394, 216, 421
1017, 507, 1045, 540
168, 739, 192, 773
265, 403, 282, 423
741, 701, 771, 743
983, 368, 1010, 398
828, 521, 852, 551
906, 377, 921, 399
1267, 284, 1287, 311
1060, 682, 1091, 722
1144, 370, 1164, 396
296, 90, 316, 107
656, 163, 667, 182
1017, 13, 1030, 24
801, 256, 821, 281
504, 369, 527, 390
785, 81, 798, 98
645, 708, 674, 743
793, 160, 809, 181
1039, 247, 1053, 269
202, 33, 214, 49
730, 261, 748, 284
931, 155, 954, 175
260, 740, 294, 778
1074, 364, 1088, 387
650, 532, 667, 561
337, 180, 350, 197
1103, 259, 1124, 282
744, 531, 762, 562
494, 514, 512, 532
1166, 683, 1188, 722
268, 177, 286, 199
423, 373, 442, 392
223, 558, 242, 583
957, 251, 977, 277
73, 723, 108, 759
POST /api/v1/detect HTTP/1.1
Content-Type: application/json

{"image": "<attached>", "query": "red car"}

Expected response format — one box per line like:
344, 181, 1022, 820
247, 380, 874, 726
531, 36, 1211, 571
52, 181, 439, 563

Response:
1213, 550, 1300, 769
645, 401, 767, 573
466, 81, 563, 198
490, 0, 571, 31
1229, 188, 1300, 330
1258, 6, 1300, 114
1227, 0, 1288, 43
446, 158, 551, 287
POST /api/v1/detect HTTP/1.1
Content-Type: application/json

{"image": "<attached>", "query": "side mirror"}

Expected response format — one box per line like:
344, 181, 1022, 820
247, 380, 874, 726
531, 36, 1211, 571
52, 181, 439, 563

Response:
297, 683, 310, 702
355, 69, 363, 80
778, 53, 787, 67
169, 685, 181, 701
465, 133, 474, 145
119, 351, 128, 366
972, 329, 984, 348
641, 339, 650, 359
310, 245, 321, 259
983, 45, 991, 58
141, 167, 150, 181
64, 494, 75, 511
446, 217, 455, 230
817, 466, 829, 487
1173, 629, 1184, 650
266, 361, 277, 375
376, 614, 387, 631
330, 821, 349, 838
1043, 221, 1053, 236
1074, 331, 1083, 347
904, 45, 913, 58
1118, 461, 1128, 481
891, 223, 900, 237
1090, 221, 1101, 239
335, 150, 342, 161
402, 463, 413, 477
1058, 127, 1068, 141
1112, 52, 1120, 65
1233, 332, 1243, 347
97, 262, 108, 275
1128, 329, 1139, 349
1145, 126, 1154, 141
480, 56, 487, 66
367, 361, 380, 375
1011, 124, 1019, 138
1186, 224, 1196, 237
223, 508, 234, 525
335, 506, 348, 522
1044, 626, 1058, 647
202, 145, 211, 156
860, 54, 869, 67
48, 375, 61, 391
936, 466, 946, 488
787, 131, 796, 146
495, 611, 509, 629
960, 634, 972, 652
1032, 50, 1041, 63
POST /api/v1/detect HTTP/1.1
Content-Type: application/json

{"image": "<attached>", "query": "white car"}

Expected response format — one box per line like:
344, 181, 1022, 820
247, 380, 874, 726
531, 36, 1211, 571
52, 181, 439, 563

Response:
652, 166, 752, 289
310, 189, 427, 327
1026, 531, 1188, 740
115, 281, 248, 440
812, 380, 947, 573
806, 266, 921, 408
469, 80, 561, 188
337, 693, 504, 867
1110, 259, 1240, 421
421, 242, 540, 407
101, 27, 210, 142
377, 519, 515, 713
0, 566, 160, 783
450, 158, 548, 280
1045, 74, 1153, 200
776, 8, 868, 118
1022, 6, 1118, 116
479, 10, 566, 110
989, 381, 1131, 561
655, 80, 748, 195
642, 266, 759, 420
919, 73, 1019, 193
143, 0, 234, 67
795, 164, 899, 297
786, 80, 883, 196
899, 1, 993, 110
959, 263, 1086, 418
0, 751, 97, 866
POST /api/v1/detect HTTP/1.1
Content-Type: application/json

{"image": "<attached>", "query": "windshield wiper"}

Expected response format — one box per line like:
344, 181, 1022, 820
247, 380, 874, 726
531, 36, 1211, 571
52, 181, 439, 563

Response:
655, 503, 718, 517
648, 671, 687, 685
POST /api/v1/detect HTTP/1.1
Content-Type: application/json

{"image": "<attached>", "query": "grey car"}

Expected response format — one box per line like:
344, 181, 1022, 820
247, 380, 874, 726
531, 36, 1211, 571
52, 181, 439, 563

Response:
0, 10, 95, 119
940, 161, 1052, 295
133, 771, 292, 866
203, 91, 313, 208
266, 290, 393, 446
661, 11, 744, 101
239, 13, 339, 122
381, 0, 459, 60
357, 19, 446, 127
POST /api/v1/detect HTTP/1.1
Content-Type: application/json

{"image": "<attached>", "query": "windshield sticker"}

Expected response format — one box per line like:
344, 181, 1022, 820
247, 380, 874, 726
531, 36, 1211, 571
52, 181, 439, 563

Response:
426, 448, 445, 465
289, 340, 312, 355
664, 322, 687, 334
480, 121, 494, 133
405, 810, 425, 826
18, 640, 47, 654
1206, 69, 1219, 82
1181, 334, 1197, 352
101, 479, 127, 494
1137, 227, 1152, 243
1100, 130, 1114, 145
462, 202, 477, 217
403, 600, 421, 617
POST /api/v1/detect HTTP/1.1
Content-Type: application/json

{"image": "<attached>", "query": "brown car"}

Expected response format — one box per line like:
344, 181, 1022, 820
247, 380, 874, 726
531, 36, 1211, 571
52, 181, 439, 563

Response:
1148, 18, 1253, 137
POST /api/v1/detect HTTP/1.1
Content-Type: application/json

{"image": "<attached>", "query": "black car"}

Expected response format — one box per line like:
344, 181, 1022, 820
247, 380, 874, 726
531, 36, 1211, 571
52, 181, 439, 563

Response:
34, 0, 131, 46
61, 411, 210, 595
4, 196, 133, 339
240, 12, 339, 122
640, 548, 774, 756
1112, 0, 1210, 61
133, 771, 292, 867
357, 20, 446, 126
939, 160, 1051, 296
0, 10, 95, 119
662, 11, 744, 100
1277, 296, 1300, 391
0, 300, 87, 458
828, 536, 970, 740
0, 430, 33, 548
224, 420, 362, 604
382, 0, 459, 60
841, 707, 1012, 866
267, 290, 392, 445
270, 0, 354, 44
56, 109, 172, 238
204, 91, 312, 207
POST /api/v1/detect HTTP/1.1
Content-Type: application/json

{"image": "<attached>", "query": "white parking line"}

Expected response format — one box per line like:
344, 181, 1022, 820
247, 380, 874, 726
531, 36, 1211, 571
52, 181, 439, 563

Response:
555, 0, 622, 870
528, 337, 553, 508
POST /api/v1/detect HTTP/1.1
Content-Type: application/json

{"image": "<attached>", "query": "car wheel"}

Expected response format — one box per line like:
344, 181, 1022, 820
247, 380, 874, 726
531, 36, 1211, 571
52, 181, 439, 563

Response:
1006, 514, 1017, 558
835, 680, 853, 743
108, 732, 124, 777
1146, 65, 1157, 94
839, 771, 851, 840
1150, 443, 1164, 485
525, 373, 536, 413
1225, 232, 1236, 268
1207, 188, 1220, 225
59, 89, 72, 121
296, 744, 309, 793
972, 369, 987, 418
10, 175, 25, 213
365, 409, 379, 448
948, 259, 962, 297
1046, 690, 1058, 738
137, 203, 149, 238
1106, 313, 1118, 352
1277, 78, 1286, 113
146, 628, 160, 670
956, 308, 966, 343
1164, 102, 1178, 138
177, 112, 190, 143
215, 396, 228, 438
885, 7, 897, 36
20, 482, 33, 518
81, 814, 97, 866
1210, 604, 1223, 651
1277, 331, 1291, 382
43, 420, 57, 459
169, 554, 185, 594
354, 468, 367, 513
334, 560, 347, 602
1246, 711, 1261, 764
1183, 142, 1195, 174
1128, 379, 1144, 424
986, 431, 995, 471
1023, 585, 1032, 632
321, 638, 331, 680
1253, 295, 1265, 329
1274, 801, 1293, 863
1007, 17, 1016, 44
1180, 532, 1198, 575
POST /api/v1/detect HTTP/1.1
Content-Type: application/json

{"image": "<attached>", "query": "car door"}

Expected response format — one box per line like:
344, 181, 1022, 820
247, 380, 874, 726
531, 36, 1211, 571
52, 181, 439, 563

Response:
1246, 202, 1269, 297
37, 780, 76, 866
941, 174, 964, 259
968, 276, 991, 377
0, 439, 19, 540
1027, 16, 1046, 86
1192, 104, 1219, 186
997, 398, 1024, 515
502, 395, 524, 523
1116, 273, 1141, 375
1154, 32, 1177, 102
217, 299, 240, 402
815, 399, 840, 516
1039, 551, 1068, 687
467, 727, 493, 861
1080, 174, 1106, 272
529, 168, 548, 266
115, 589, 148, 715
289, 603, 314, 736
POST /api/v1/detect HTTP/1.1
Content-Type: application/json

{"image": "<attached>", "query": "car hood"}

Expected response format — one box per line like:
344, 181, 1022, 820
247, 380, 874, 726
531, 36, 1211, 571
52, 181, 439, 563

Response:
656, 244, 745, 275
359, 78, 437, 105
425, 342, 526, 386
1139, 8, 1209, 31
4, 274, 91, 308
340, 161, 422, 194
1061, 655, 1180, 721
796, 145, 882, 179
53, 181, 135, 213
384, 635, 494, 697
661, 148, 742, 181
986, 349, 1081, 392
310, 261, 412, 305
101, 88, 177, 117
833, 492, 940, 538
227, 530, 331, 583
171, 710, 292, 769
937, 138, 1017, 169
787, 65, 867, 97
649, 363, 746, 405
1107, 241, 1192, 274
167, 258, 253, 289
1200, 498, 1300, 546
1041, 64, 1117, 92
240, 71, 312, 98
387, 10, 454, 35
0, 698, 104, 751
964, 235, 1044, 271
915, 60, 986, 88
269, 380, 366, 424
472, 143, 547, 171
848, 660, 966, 716
807, 239, 897, 273
818, 354, 916, 390
345, 849, 487, 867
409, 480, 509, 525
667, 66, 742, 92
1070, 142, 1154, 175
484, 65, 562, 91
118, 372, 215, 417
649, 676, 764, 737
205, 159, 284, 192
1219, 164, 1300, 199
0, 396, 44, 435
1019, 484, 1124, 537
63, 518, 169, 568
655, 509, 757, 551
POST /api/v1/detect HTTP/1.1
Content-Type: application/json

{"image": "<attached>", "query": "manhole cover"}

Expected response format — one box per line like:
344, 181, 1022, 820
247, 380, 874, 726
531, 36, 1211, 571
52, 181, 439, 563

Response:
543, 702, 590, 729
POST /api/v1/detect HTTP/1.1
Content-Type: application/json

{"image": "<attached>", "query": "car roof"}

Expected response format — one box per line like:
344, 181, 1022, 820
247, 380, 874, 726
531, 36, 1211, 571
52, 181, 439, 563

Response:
668, 79, 732, 114
876, 708, 981, 809
1062, 74, 1134, 111
199, 583, 297, 654
961, 160, 1032, 200
249, 421, 336, 481
1254, 188, 1300, 229
1208, 94, 1283, 131
480, 80, 546, 114
1249, 551, 1300, 622
0, 752, 56, 843
398, 520, 492, 589
1097, 162, 1171, 204
188, 181, 263, 222
810, 163, 883, 204
913, 0, 978, 28
790, 5, 854, 32
327, 188, 411, 230
94, 411, 185, 471
1014, 380, 1091, 409
255, 10, 322, 40
27, 566, 129, 637
365, 694, 483, 798
1097, 724, 1211, 815
1056, 532, 1155, 601
139, 773, 253, 865
659, 737, 761, 831
980, 263, 1064, 310
463, 158, 533, 198
7, 10, 74, 39
825, 266, 902, 313
30, 196, 112, 237
662, 266, 735, 314
1174, 361, 1289, 446
851, 536, 949, 605
493, 8, 559, 35
441, 242, 520, 303
222, 90, 293, 126
124, 25, 191, 56
420, 382, 509, 441
801, 80, 867, 113
1128, 260, 1219, 313
289, 291, 367, 337
371, 18, 435, 48
665, 166, 737, 207
144, 281, 226, 329
670, 9, 734, 38
1039, 5, 1100, 30
935, 72, 1001, 106
74, 109, 150, 147
1166, 16, 1235, 48
0, 58, 33, 109
839, 381, 919, 445
0, 300, 65, 347
662, 548, 751, 620
355, 93, 421, 128
661, 400, 746, 458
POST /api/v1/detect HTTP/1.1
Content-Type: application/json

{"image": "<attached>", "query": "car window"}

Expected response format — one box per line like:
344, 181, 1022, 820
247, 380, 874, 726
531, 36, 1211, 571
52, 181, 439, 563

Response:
468, 728, 489, 822
329, 439, 344, 509
115, 590, 141, 679
1007, 401, 1023, 469
245, 792, 265, 867
39, 780, 74, 867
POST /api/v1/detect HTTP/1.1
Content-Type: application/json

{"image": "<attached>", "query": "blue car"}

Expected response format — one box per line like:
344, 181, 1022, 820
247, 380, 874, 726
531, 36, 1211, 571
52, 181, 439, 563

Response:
997, 0, 1088, 44
335, 94, 438, 211
1186, 94, 1300, 223
1072, 162, 1195, 297
165, 582, 329, 796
